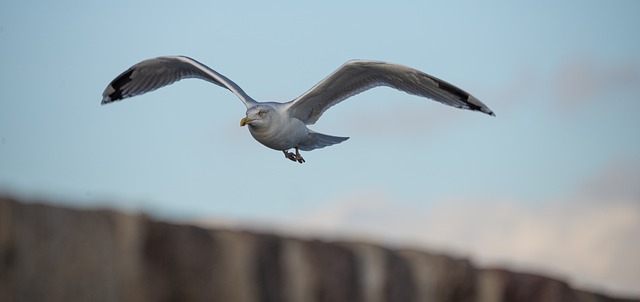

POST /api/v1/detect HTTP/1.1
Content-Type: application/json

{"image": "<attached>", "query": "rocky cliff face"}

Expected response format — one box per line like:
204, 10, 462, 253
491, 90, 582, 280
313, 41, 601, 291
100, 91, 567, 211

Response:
0, 196, 636, 302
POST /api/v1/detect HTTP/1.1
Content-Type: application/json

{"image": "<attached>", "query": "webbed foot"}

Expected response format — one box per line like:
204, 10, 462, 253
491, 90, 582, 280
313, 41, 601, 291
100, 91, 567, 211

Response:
283, 148, 305, 163
283, 150, 297, 162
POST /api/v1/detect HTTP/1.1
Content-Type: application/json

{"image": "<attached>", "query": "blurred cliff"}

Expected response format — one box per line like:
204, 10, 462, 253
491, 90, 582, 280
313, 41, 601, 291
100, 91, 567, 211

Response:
1, 196, 637, 302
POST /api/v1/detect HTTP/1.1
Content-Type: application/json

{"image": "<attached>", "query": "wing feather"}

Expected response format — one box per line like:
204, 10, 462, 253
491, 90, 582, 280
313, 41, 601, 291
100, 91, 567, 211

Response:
101, 56, 257, 108
286, 60, 494, 124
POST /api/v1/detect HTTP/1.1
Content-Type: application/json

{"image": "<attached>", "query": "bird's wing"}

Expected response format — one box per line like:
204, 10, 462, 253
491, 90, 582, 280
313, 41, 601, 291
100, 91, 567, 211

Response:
285, 60, 494, 125
101, 56, 257, 108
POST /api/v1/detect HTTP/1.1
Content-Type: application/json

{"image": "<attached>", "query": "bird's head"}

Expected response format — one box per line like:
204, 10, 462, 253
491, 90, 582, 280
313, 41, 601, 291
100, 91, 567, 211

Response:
240, 105, 275, 128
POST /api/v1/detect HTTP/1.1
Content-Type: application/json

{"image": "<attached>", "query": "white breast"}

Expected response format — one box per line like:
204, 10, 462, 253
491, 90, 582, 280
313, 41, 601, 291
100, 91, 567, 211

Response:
248, 114, 309, 151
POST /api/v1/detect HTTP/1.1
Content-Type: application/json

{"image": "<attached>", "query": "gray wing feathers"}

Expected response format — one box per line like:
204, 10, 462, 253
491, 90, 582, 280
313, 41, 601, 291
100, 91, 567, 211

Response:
286, 60, 494, 125
101, 56, 256, 108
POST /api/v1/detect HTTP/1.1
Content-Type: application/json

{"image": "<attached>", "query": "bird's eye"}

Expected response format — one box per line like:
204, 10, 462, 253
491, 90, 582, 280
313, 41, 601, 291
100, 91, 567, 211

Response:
258, 110, 266, 117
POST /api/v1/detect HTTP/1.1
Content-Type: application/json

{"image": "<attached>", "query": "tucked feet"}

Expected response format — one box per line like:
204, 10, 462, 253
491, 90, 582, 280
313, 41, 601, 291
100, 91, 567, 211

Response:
283, 150, 297, 162
283, 148, 305, 163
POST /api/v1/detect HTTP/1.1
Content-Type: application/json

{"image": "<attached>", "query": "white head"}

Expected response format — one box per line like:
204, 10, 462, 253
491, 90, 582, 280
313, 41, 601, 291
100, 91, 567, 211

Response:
240, 105, 276, 129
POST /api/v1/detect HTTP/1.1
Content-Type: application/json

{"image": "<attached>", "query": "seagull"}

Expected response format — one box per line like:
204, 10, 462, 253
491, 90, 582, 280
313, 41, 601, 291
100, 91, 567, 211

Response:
102, 56, 494, 163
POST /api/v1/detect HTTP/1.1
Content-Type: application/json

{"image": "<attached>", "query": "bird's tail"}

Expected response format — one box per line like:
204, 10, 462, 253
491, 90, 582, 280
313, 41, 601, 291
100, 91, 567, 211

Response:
298, 131, 349, 151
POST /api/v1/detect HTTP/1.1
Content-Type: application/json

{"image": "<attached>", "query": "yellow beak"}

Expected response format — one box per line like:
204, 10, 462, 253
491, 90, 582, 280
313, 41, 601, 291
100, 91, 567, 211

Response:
240, 117, 253, 127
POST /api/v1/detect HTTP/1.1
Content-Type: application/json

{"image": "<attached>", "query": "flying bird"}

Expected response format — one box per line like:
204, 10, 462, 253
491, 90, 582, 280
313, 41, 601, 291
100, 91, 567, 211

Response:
102, 56, 494, 163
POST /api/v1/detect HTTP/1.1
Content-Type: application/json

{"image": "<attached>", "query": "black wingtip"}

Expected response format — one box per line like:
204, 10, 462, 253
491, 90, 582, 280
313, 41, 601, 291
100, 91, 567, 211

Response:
101, 68, 134, 105
100, 97, 112, 105
466, 95, 495, 117
100, 88, 120, 105
469, 103, 495, 117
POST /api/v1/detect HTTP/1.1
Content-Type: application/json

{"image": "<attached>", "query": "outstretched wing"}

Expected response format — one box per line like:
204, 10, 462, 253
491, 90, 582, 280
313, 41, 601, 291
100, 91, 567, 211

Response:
286, 60, 494, 125
101, 56, 257, 108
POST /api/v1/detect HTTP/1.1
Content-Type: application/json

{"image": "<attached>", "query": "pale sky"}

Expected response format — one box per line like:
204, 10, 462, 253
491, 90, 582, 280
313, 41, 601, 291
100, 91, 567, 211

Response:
1, 0, 639, 297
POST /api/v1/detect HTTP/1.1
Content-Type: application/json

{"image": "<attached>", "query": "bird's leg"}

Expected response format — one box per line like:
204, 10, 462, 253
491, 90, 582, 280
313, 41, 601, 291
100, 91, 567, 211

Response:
283, 150, 297, 162
294, 147, 305, 163
283, 148, 305, 163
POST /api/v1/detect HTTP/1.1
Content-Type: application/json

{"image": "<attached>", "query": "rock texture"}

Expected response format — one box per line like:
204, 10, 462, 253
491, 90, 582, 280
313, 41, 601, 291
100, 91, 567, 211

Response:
0, 196, 636, 302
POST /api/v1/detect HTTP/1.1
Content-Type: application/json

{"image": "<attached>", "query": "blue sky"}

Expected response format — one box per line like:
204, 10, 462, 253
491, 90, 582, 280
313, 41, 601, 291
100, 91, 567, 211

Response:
1, 0, 639, 296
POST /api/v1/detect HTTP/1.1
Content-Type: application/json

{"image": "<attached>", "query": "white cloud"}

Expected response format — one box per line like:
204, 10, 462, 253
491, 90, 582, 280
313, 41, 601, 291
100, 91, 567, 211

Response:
279, 194, 640, 297
277, 159, 640, 297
